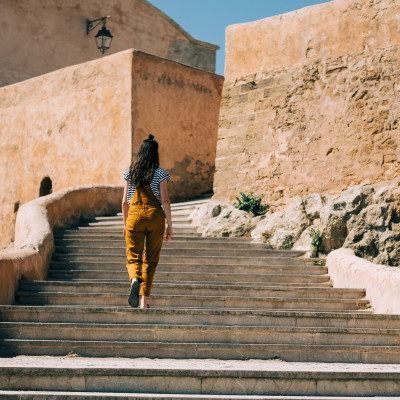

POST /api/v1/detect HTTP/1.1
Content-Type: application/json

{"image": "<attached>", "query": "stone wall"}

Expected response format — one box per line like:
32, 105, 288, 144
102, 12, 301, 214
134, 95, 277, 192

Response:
214, 0, 400, 205
0, 50, 133, 248
0, 50, 223, 247
0, 0, 218, 87
131, 52, 223, 202
225, 0, 400, 81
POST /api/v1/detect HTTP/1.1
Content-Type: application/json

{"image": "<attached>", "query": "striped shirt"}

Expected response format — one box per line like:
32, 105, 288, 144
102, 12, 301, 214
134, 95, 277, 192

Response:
124, 167, 170, 205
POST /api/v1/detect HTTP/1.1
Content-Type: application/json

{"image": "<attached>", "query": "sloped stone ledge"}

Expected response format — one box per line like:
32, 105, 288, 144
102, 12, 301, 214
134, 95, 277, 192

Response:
0, 185, 123, 305
327, 248, 400, 315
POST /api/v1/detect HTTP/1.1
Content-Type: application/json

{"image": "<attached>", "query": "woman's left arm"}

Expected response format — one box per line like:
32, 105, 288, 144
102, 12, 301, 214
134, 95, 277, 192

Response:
122, 180, 129, 236
160, 180, 173, 241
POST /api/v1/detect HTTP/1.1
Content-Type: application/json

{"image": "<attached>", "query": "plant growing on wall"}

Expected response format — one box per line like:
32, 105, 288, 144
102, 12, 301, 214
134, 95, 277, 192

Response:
283, 240, 294, 250
233, 192, 269, 216
309, 228, 322, 258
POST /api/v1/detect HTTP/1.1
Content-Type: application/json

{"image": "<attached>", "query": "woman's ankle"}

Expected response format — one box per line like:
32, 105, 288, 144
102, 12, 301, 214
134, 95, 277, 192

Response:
140, 295, 149, 308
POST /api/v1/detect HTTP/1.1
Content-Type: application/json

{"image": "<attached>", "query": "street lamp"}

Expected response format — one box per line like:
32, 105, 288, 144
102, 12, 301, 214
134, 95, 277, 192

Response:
86, 16, 113, 54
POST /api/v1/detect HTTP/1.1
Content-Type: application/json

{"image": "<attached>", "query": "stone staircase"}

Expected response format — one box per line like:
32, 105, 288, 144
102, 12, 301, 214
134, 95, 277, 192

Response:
1, 199, 400, 398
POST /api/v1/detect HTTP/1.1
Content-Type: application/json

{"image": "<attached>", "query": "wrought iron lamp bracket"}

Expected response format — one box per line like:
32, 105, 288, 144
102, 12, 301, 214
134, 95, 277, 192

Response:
86, 16, 111, 35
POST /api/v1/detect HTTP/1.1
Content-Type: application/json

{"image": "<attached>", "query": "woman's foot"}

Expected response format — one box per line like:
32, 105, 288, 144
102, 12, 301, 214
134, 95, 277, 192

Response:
140, 295, 150, 309
128, 278, 140, 308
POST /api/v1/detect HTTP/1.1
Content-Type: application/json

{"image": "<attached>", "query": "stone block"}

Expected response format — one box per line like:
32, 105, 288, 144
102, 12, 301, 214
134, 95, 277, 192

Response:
230, 94, 248, 105
255, 110, 277, 121
255, 99, 274, 111
264, 85, 290, 98
248, 90, 264, 102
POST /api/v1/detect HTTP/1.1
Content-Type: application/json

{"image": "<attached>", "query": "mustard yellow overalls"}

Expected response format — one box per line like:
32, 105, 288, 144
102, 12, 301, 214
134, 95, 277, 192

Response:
125, 184, 165, 297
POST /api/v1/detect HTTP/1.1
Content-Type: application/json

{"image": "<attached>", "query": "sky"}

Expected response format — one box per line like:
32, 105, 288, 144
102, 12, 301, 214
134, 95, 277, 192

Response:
149, 0, 331, 75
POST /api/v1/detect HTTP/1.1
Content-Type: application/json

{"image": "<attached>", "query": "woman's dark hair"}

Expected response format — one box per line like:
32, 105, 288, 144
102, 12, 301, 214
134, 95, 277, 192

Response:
128, 134, 159, 187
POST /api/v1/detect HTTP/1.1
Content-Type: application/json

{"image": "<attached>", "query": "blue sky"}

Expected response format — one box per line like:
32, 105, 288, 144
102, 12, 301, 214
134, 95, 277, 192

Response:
149, 0, 331, 75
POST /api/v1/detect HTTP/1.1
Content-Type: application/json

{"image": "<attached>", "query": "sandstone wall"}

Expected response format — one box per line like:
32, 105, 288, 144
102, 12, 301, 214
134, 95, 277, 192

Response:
225, 0, 400, 81
214, 0, 400, 205
0, 50, 133, 248
131, 51, 224, 202
0, 0, 217, 87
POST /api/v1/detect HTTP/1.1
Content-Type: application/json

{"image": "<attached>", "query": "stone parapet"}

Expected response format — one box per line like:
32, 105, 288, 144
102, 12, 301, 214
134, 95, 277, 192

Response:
327, 248, 400, 314
0, 185, 122, 305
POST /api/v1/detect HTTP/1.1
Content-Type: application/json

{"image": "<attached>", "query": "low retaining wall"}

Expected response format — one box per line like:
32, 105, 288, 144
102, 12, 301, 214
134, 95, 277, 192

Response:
327, 248, 400, 315
0, 185, 123, 305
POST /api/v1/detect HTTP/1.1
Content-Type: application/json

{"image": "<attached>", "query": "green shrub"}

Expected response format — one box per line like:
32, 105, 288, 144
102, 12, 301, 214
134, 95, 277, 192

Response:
283, 240, 294, 250
309, 228, 322, 249
233, 192, 269, 216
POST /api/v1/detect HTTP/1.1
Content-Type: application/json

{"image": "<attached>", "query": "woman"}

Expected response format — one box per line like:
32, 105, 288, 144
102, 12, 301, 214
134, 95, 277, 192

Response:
122, 134, 173, 309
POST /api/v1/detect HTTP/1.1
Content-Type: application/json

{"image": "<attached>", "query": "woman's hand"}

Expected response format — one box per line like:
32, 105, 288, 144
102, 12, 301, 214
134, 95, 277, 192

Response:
165, 225, 173, 242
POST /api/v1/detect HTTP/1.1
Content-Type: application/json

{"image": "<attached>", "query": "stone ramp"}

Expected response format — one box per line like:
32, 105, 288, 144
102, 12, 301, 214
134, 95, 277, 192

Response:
1, 198, 400, 397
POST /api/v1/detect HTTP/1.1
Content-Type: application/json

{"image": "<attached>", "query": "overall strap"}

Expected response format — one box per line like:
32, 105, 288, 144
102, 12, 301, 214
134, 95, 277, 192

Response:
131, 184, 162, 208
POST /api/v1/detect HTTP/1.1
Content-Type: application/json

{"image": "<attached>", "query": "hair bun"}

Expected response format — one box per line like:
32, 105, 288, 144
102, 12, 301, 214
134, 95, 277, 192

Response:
148, 134, 155, 140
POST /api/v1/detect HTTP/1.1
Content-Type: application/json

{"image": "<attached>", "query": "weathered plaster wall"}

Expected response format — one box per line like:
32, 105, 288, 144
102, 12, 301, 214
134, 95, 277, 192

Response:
0, 0, 218, 87
0, 50, 132, 247
0, 49, 223, 246
214, 0, 400, 205
225, 0, 400, 81
131, 51, 224, 202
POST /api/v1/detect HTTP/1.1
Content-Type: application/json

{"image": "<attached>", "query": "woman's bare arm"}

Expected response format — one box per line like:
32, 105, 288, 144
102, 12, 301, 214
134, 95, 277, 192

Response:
122, 180, 129, 236
160, 180, 173, 241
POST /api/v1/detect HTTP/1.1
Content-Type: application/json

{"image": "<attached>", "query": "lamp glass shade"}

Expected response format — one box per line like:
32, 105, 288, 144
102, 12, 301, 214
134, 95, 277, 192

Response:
95, 26, 113, 54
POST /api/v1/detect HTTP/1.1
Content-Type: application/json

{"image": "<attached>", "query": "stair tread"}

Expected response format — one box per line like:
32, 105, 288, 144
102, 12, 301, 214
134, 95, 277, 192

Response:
19, 280, 359, 291
2, 355, 400, 374
0, 394, 384, 400
2, 321, 396, 334
2, 304, 379, 316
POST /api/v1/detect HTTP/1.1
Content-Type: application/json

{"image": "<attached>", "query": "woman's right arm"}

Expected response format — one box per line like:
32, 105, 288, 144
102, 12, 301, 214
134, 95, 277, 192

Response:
160, 180, 173, 241
122, 180, 129, 236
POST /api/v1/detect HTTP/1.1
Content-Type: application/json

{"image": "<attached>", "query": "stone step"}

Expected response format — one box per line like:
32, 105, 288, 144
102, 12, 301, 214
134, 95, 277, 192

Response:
169, 209, 193, 217
47, 270, 331, 284
93, 216, 192, 223
92, 221, 196, 228
0, 392, 393, 400
86, 222, 194, 229
52, 254, 317, 266
15, 291, 369, 311
171, 201, 209, 210
54, 246, 306, 258
91, 215, 123, 222
0, 306, 386, 328
19, 281, 362, 299
0, 338, 398, 362
0, 358, 399, 396
3, 321, 397, 346
54, 232, 252, 242
43, 279, 333, 288
86, 220, 194, 226
54, 229, 202, 236
80, 227, 198, 234
54, 239, 279, 250
49, 262, 327, 275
